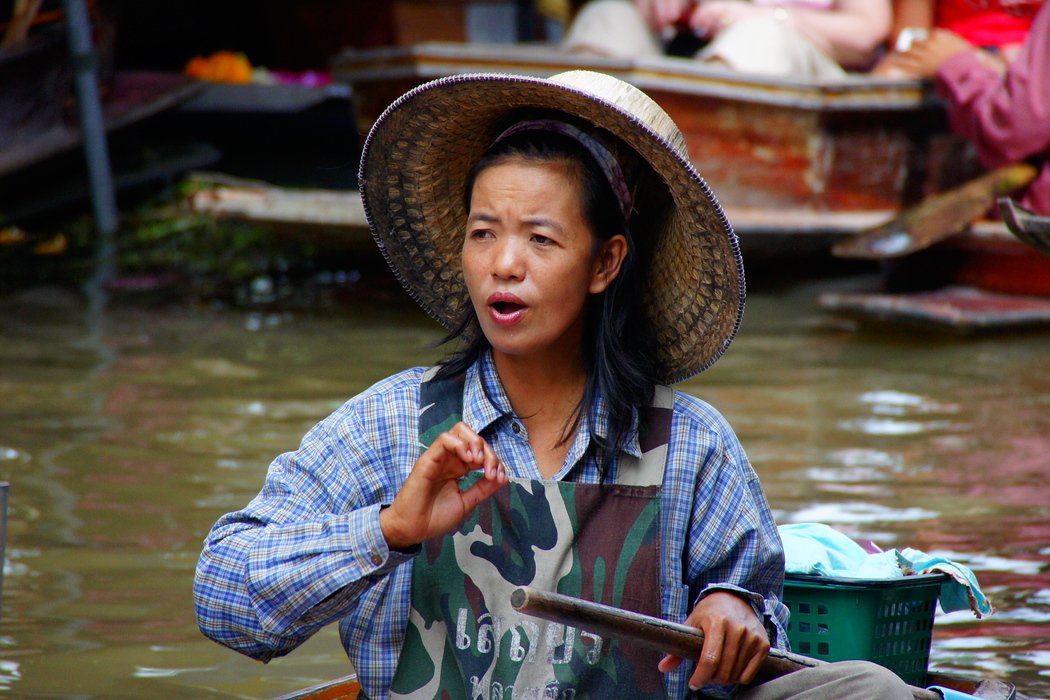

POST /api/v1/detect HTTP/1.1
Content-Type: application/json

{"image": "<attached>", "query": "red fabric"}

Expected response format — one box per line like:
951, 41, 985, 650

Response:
936, 2, 1050, 214
935, 0, 1043, 47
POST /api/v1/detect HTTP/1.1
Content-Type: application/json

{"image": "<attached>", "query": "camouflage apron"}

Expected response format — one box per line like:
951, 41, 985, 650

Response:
390, 369, 673, 700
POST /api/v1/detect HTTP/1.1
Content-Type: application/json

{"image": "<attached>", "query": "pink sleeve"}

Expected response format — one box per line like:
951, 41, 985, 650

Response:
934, 7, 1050, 169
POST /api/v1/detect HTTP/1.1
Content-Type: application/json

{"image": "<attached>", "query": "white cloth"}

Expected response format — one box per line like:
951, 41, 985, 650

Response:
563, 0, 664, 58
697, 16, 845, 79
563, 0, 845, 79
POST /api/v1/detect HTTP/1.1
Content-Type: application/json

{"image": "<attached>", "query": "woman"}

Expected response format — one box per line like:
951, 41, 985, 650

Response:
194, 71, 910, 698
872, 1, 1049, 215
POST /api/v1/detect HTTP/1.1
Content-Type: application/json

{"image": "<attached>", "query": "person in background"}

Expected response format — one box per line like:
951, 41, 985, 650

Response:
875, 0, 1042, 70
563, 0, 891, 79
874, 1, 1050, 215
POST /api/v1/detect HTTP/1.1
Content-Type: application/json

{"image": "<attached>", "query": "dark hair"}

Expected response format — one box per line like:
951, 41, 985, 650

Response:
436, 123, 659, 473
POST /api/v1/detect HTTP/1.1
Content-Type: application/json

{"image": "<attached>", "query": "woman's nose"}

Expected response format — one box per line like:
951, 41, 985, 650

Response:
492, 238, 525, 279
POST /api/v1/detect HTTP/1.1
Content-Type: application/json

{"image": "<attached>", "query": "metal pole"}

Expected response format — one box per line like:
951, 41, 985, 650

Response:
62, 0, 118, 293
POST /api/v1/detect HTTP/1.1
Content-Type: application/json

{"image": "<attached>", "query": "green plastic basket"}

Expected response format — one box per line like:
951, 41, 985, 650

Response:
782, 572, 948, 685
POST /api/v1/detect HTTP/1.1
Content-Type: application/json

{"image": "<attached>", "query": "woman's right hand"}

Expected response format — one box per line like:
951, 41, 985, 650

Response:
379, 422, 507, 550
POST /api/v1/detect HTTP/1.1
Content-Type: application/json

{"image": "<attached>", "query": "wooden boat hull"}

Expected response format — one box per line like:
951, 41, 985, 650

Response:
818, 220, 1050, 327
272, 671, 1028, 700
331, 41, 983, 242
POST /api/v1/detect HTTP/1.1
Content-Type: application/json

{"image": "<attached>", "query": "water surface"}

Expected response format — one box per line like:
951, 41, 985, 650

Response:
1, 273, 1047, 698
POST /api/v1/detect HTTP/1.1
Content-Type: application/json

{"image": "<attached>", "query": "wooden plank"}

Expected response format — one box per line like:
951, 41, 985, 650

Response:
818, 286, 1050, 330
187, 176, 367, 229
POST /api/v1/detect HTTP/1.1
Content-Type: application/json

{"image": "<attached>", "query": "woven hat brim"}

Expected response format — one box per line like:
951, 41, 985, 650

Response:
359, 71, 745, 383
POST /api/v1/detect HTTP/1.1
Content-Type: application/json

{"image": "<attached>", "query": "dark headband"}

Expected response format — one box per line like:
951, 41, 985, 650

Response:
493, 119, 633, 220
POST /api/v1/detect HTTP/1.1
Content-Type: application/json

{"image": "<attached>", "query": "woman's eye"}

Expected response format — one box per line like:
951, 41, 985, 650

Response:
469, 228, 493, 240
531, 234, 552, 245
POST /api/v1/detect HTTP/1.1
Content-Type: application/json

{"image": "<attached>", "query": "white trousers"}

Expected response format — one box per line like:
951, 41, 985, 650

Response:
563, 0, 846, 80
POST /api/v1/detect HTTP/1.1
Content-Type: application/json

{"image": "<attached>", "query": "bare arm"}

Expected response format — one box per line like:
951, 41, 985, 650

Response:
888, 0, 934, 47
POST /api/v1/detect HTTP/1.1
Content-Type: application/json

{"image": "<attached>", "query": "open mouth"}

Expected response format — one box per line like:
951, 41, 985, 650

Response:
492, 300, 525, 314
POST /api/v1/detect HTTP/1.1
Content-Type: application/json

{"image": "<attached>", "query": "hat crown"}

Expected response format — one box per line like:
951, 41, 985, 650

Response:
548, 70, 689, 161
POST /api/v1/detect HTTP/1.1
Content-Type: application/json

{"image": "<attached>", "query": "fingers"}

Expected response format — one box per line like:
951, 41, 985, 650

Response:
738, 637, 769, 685
382, 423, 504, 549
423, 422, 497, 479
677, 591, 771, 690
689, 623, 727, 689
658, 653, 683, 673
688, 624, 763, 689
459, 465, 508, 511
438, 422, 487, 468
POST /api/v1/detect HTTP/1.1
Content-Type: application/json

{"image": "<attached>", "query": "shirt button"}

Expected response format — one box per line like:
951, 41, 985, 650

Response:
371, 551, 383, 566
512, 423, 521, 434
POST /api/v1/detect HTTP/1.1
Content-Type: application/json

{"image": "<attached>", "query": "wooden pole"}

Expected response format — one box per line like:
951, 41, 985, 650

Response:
510, 586, 943, 700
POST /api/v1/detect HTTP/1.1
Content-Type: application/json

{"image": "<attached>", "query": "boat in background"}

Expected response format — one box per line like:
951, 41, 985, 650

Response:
331, 40, 985, 255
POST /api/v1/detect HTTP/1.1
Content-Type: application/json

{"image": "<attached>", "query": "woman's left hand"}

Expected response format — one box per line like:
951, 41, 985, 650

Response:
657, 590, 770, 689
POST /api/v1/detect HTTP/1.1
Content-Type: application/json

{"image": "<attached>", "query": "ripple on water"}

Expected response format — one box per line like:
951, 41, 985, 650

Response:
785, 502, 940, 524
927, 551, 1046, 576
133, 666, 214, 679
0, 660, 19, 689
0, 446, 29, 463
839, 390, 966, 436
858, 390, 960, 414
827, 447, 903, 470
837, 417, 962, 436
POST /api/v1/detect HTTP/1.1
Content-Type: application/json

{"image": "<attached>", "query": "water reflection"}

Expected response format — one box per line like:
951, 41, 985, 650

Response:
0, 276, 1047, 698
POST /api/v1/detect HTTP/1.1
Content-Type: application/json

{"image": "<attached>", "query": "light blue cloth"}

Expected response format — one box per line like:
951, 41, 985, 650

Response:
778, 523, 993, 617
927, 686, 979, 699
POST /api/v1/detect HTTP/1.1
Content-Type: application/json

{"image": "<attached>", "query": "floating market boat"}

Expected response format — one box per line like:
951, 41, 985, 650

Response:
330, 40, 986, 255
327, 40, 1050, 327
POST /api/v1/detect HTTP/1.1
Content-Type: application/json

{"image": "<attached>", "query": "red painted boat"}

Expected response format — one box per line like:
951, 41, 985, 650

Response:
330, 40, 982, 253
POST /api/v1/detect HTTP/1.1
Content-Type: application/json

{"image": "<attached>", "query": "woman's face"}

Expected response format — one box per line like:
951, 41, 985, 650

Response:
462, 156, 626, 368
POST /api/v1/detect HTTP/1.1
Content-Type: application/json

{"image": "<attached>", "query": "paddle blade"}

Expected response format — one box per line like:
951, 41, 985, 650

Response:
999, 196, 1050, 258
832, 163, 1038, 259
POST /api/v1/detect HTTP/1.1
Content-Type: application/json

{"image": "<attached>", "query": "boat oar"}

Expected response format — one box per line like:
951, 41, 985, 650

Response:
831, 163, 1038, 259
998, 197, 1050, 258
510, 586, 944, 700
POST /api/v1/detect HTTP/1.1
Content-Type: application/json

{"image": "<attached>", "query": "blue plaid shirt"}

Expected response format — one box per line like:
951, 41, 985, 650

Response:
194, 353, 788, 699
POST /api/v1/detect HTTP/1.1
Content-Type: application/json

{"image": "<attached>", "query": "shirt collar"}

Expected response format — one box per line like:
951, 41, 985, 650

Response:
462, 352, 509, 434
462, 352, 643, 460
